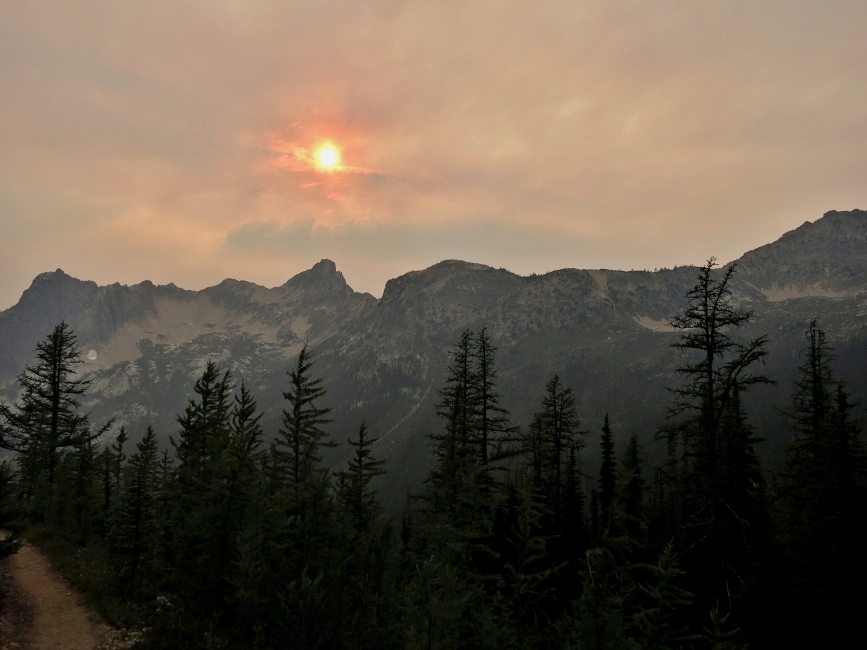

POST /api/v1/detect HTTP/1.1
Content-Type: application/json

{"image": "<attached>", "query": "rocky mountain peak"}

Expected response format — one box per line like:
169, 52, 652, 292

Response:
283, 259, 350, 294
18, 269, 97, 307
736, 209, 867, 294
312, 258, 338, 274
29, 268, 83, 288
381, 260, 520, 305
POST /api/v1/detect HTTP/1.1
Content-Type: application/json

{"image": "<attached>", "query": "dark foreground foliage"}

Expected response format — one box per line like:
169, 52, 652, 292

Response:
1, 261, 865, 648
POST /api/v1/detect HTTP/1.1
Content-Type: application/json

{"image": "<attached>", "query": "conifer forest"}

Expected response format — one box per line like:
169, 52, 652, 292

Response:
1, 259, 865, 649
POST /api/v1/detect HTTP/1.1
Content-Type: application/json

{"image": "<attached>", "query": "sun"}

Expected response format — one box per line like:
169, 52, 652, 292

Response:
316, 144, 340, 169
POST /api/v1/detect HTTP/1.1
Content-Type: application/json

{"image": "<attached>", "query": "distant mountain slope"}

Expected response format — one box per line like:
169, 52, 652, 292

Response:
737, 209, 867, 296
2, 210, 866, 509
0, 259, 372, 391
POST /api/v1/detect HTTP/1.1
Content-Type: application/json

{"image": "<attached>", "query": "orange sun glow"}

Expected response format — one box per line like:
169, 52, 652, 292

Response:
316, 145, 340, 169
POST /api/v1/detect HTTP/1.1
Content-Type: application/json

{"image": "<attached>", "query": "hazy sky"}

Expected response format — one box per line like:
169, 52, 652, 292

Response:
2, 1, 866, 308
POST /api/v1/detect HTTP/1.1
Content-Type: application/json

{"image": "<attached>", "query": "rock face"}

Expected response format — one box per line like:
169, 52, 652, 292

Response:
737, 209, 867, 297
2, 210, 867, 509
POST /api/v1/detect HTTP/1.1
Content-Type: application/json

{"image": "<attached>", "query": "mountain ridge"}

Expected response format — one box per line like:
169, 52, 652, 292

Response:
2, 209, 866, 509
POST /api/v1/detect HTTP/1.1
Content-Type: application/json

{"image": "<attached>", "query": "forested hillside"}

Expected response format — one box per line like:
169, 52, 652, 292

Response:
1, 255, 865, 648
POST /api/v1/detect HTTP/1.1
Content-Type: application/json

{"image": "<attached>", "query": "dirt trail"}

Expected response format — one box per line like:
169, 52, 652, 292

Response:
0, 543, 109, 650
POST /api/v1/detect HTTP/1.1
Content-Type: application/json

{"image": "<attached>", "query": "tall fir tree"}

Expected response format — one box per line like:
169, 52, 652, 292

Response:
95, 446, 114, 533
110, 426, 159, 597
0, 323, 112, 519
780, 319, 867, 645
171, 361, 233, 484
244, 349, 345, 649
619, 435, 645, 546
498, 473, 557, 649
335, 422, 394, 650
427, 330, 479, 519
276, 343, 333, 486
631, 544, 696, 650
207, 381, 265, 617
599, 413, 616, 530
406, 330, 503, 650
662, 258, 772, 626
589, 488, 600, 544
337, 422, 386, 532
95, 426, 128, 535
69, 435, 98, 543
471, 327, 516, 464
112, 426, 129, 496
531, 375, 583, 532
563, 445, 587, 559
167, 360, 234, 608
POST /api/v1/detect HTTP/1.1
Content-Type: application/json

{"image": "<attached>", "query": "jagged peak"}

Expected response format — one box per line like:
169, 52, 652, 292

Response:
33, 268, 72, 282
283, 259, 349, 292
312, 259, 337, 273
26, 269, 96, 293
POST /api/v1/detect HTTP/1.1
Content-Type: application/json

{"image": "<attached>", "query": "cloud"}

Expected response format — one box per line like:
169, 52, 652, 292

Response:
1, 1, 866, 307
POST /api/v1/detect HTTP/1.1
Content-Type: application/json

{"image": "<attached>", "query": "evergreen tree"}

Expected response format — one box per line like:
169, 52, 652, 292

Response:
223, 381, 264, 521
171, 361, 233, 484
236, 350, 345, 648
472, 327, 516, 464
662, 259, 771, 620
563, 445, 587, 559
427, 330, 482, 521
154, 448, 174, 573
335, 422, 395, 650
110, 426, 159, 597
525, 415, 545, 491
529, 375, 585, 605
780, 319, 867, 644
405, 330, 502, 650
0, 323, 112, 519
568, 546, 632, 650
533, 375, 582, 524
95, 446, 114, 532
276, 343, 333, 485
619, 435, 645, 545
498, 473, 556, 649
95, 426, 128, 535
337, 422, 386, 532
69, 435, 98, 543
702, 608, 744, 650
599, 413, 616, 530
167, 360, 234, 607
631, 544, 695, 650
112, 426, 129, 495
209, 381, 265, 612
589, 488, 600, 543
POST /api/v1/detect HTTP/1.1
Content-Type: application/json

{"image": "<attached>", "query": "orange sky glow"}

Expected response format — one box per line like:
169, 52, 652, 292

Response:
1, 1, 866, 308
